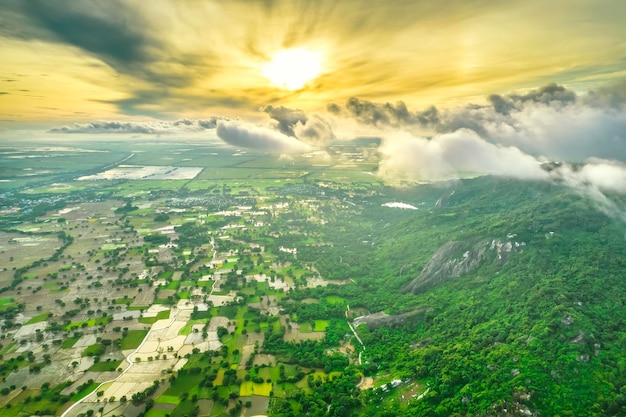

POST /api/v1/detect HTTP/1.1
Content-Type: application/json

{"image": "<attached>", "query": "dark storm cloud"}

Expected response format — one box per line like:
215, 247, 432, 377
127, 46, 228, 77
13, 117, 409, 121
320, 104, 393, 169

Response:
330, 97, 439, 129
326, 103, 341, 114
0, 0, 165, 84
487, 94, 516, 115
49, 118, 226, 134
432, 84, 626, 162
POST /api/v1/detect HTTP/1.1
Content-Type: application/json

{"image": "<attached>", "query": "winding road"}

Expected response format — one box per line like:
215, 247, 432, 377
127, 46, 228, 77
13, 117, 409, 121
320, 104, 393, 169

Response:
61, 240, 218, 416
60, 307, 182, 417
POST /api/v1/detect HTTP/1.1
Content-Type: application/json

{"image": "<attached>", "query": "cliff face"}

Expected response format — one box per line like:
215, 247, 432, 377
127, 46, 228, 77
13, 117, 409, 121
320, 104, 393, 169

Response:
402, 238, 524, 294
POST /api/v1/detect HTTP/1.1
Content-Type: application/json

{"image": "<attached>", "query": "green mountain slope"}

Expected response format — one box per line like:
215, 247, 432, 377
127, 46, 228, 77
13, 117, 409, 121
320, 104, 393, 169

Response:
298, 176, 626, 416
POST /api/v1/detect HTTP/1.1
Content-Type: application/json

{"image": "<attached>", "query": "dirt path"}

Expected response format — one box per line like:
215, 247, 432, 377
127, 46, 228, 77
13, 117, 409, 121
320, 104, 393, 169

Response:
345, 305, 365, 355
60, 307, 182, 417
61, 239, 220, 416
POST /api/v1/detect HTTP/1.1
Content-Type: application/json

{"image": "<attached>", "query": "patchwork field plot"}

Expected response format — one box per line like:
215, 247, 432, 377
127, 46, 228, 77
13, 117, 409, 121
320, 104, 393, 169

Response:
78, 165, 202, 180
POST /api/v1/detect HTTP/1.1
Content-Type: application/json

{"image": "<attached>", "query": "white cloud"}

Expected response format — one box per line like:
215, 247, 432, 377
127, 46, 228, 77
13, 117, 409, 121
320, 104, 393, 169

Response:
550, 159, 626, 220
216, 120, 311, 154
49, 118, 225, 134
378, 128, 547, 182
477, 102, 626, 162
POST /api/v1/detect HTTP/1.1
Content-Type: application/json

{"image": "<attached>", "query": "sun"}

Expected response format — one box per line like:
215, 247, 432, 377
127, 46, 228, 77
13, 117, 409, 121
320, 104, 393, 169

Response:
262, 48, 322, 90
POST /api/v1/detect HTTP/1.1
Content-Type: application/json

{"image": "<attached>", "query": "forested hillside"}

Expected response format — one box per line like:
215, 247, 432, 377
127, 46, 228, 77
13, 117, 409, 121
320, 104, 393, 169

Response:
293, 176, 626, 416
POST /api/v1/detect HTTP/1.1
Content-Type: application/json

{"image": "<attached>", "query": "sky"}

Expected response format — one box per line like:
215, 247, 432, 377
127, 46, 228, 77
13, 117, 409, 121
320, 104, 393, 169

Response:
1, 0, 625, 123
1, 0, 626, 205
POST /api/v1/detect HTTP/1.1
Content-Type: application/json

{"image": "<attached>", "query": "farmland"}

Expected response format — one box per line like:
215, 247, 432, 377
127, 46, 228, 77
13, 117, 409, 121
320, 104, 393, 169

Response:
0, 139, 378, 417
1, 138, 625, 417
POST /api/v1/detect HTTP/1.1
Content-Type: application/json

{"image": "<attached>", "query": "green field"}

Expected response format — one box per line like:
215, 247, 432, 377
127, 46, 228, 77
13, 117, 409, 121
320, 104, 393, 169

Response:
64, 316, 112, 332
139, 309, 170, 324
71, 382, 99, 402
155, 394, 181, 405
88, 359, 122, 372
25, 312, 50, 324
119, 330, 148, 350
60, 336, 80, 349
240, 381, 273, 397
313, 320, 329, 331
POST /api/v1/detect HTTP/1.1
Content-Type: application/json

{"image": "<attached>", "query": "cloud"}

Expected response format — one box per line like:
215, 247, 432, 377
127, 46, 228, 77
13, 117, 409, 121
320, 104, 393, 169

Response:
261, 105, 335, 144
5, 1, 163, 79
378, 128, 547, 182
216, 120, 311, 154
334, 83, 626, 164
328, 97, 439, 129
292, 115, 335, 144
359, 83, 626, 219
49, 118, 225, 134
449, 84, 626, 162
261, 105, 308, 136
488, 83, 577, 115
583, 80, 626, 110
550, 160, 626, 220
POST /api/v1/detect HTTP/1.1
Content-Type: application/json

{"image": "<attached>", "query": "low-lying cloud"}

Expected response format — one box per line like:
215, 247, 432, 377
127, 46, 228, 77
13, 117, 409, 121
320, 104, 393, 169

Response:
378, 128, 547, 182
216, 120, 311, 154
550, 160, 626, 220
330, 82, 626, 164
358, 82, 626, 219
49, 118, 225, 134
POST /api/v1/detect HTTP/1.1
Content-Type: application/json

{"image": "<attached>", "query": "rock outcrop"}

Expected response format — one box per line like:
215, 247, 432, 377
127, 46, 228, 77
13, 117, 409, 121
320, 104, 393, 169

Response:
403, 238, 524, 294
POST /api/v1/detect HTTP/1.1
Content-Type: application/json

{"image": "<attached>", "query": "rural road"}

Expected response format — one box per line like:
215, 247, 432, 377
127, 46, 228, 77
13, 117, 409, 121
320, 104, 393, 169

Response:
61, 238, 219, 416
59, 306, 182, 417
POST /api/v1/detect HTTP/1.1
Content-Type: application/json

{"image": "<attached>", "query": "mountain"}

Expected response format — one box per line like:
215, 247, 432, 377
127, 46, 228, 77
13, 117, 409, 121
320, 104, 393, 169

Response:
305, 175, 626, 416
344, 178, 626, 416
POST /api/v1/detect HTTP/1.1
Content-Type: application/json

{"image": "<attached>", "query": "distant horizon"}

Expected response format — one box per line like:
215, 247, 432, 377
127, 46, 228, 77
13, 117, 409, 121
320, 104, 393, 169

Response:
1, 1, 625, 190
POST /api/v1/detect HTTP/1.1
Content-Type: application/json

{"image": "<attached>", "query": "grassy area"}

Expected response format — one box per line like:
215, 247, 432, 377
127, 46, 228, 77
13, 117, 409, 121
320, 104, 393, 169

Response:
325, 295, 345, 304
178, 319, 205, 335
64, 316, 112, 331
313, 320, 329, 332
155, 394, 181, 405
217, 305, 238, 319
164, 374, 203, 396
176, 290, 190, 298
299, 322, 312, 333
240, 381, 273, 397
145, 410, 172, 417
119, 330, 148, 350
88, 359, 122, 372
164, 281, 180, 290
25, 312, 50, 324
0, 297, 14, 306
71, 382, 99, 402
82, 343, 105, 357
60, 336, 80, 349
158, 271, 173, 279
139, 309, 170, 324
